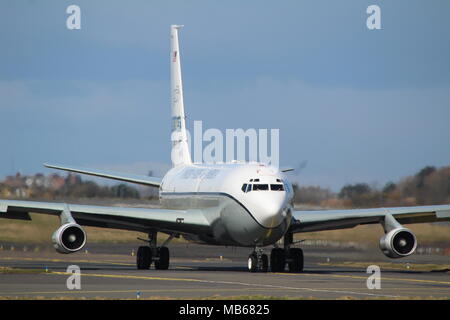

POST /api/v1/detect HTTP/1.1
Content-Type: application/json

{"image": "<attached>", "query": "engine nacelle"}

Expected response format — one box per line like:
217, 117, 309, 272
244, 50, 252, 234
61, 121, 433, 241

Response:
379, 228, 417, 258
51, 223, 87, 254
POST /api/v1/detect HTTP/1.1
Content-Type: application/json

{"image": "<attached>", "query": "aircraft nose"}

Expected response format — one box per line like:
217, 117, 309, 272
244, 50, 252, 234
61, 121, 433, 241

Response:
257, 195, 286, 228
264, 201, 283, 217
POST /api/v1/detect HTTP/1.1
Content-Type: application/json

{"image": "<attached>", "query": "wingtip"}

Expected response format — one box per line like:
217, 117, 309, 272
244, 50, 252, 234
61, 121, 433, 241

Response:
44, 163, 62, 169
43, 163, 55, 168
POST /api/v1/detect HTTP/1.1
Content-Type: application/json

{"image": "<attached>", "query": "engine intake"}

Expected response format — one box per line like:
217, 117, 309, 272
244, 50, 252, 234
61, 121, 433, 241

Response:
52, 223, 87, 254
379, 228, 417, 258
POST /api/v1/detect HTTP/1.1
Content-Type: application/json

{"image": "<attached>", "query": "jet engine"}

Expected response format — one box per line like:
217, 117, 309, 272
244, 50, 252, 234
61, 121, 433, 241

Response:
51, 223, 87, 254
379, 227, 417, 258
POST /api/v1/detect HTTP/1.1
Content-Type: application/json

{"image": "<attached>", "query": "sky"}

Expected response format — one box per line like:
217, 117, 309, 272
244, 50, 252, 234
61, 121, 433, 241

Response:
1, 0, 449, 191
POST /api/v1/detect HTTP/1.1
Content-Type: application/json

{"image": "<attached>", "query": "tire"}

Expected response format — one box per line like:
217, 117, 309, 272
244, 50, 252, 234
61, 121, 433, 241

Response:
261, 254, 269, 273
136, 246, 151, 270
155, 247, 170, 270
248, 253, 258, 272
270, 249, 278, 272
270, 248, 285, 272
288, 248, 304, 273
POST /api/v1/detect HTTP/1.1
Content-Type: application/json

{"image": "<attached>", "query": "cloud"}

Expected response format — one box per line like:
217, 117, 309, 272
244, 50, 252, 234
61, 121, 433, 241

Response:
1, 0, 450, 189
185, 76, 450, 190
2, 1, 449, 88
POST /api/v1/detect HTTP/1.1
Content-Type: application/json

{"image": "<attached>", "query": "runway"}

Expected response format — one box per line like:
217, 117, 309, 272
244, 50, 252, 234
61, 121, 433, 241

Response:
0, 243, 449, 299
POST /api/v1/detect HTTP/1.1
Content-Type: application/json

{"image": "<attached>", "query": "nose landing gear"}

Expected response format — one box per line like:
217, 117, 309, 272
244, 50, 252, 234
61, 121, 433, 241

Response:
247, 248, 269, 272
246, 232, 304, 273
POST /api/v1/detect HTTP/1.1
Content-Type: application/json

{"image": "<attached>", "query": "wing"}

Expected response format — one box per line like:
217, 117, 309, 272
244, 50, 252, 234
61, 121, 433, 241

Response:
290, 204, 450, 233
0, 199, 211, 235
44, 163, 161, 187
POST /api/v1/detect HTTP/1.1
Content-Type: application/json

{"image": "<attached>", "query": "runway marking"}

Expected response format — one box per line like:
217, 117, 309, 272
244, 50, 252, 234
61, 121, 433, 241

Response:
317, 262, 450, 272
0, 256, 217, 266
2, 256, 449, 287
0, 256, 134, 265
174, 266, 195, 270
2, 257, 447, 298
51, 271, 206, 283
1, 286, 449, 298
0, 287, 358, 295
274, 272, 450, 286
46, 271, 402, 298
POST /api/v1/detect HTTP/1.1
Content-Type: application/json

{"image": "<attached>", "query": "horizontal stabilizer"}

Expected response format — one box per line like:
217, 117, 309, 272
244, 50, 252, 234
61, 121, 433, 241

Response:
44, 163, 161, 187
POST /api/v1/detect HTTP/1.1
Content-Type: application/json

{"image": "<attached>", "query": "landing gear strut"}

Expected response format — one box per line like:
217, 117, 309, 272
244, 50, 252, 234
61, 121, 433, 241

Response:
270, 233, 304, 273
247, 247, 269, 273
136, 232, 173, 270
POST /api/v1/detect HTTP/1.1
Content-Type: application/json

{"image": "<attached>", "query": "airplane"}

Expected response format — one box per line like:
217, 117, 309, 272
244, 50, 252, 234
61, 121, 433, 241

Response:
1, 25, 449, 273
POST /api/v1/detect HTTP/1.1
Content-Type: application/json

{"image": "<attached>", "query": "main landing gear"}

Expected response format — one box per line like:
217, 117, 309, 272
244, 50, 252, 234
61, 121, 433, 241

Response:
247, 233, 304, 273
136, 232, 174, 270
271, 232, 304, 273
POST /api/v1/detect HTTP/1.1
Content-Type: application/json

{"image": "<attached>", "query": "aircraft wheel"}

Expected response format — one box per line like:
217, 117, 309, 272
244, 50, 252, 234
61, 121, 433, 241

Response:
288, 248, 304, 273
270, 248, 286, 272
261, 254, 269, 273
136, 246, 151, 270
155, 247, 170, 270
247, 253, 258, 272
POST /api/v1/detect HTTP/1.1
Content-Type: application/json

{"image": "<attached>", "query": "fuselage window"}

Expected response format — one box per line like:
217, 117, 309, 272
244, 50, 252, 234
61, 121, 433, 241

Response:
241, 184, 248, 193
253, 184, 269, 191
270, 184, 284, 191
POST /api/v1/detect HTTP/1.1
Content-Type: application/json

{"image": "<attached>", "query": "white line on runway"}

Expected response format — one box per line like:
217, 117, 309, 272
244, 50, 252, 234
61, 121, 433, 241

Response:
49, 271, 403, 298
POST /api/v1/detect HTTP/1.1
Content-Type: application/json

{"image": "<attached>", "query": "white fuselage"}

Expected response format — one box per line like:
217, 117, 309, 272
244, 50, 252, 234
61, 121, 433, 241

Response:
159, 162, 294, 247
162, 27, 293, 247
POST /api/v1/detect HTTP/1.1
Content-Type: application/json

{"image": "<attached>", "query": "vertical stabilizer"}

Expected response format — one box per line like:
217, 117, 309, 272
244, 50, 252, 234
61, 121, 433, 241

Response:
170, 25, 192, 167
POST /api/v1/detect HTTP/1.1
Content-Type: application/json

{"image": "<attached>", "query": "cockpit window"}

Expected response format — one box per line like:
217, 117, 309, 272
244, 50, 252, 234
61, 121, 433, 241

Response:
252, 184, 269, 191
243, 183, 284, 192
270, 184, 284, 191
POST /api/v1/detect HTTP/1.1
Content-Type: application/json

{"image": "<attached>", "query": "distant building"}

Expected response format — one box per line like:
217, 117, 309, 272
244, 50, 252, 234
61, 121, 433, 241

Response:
49, 174, 65, 190
4, 172, 25, 188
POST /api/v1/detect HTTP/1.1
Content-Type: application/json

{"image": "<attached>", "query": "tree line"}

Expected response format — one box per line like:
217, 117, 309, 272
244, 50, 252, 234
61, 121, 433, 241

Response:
0, 173, 142, 200
293, 166, 450, 208
2, 166, 449, 207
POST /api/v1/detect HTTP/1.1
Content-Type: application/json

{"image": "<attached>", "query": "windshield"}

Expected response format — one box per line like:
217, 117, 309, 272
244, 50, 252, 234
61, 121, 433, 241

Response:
270, 184, 284, 191
252, 184, 269, 191
242, 183, 285, 192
